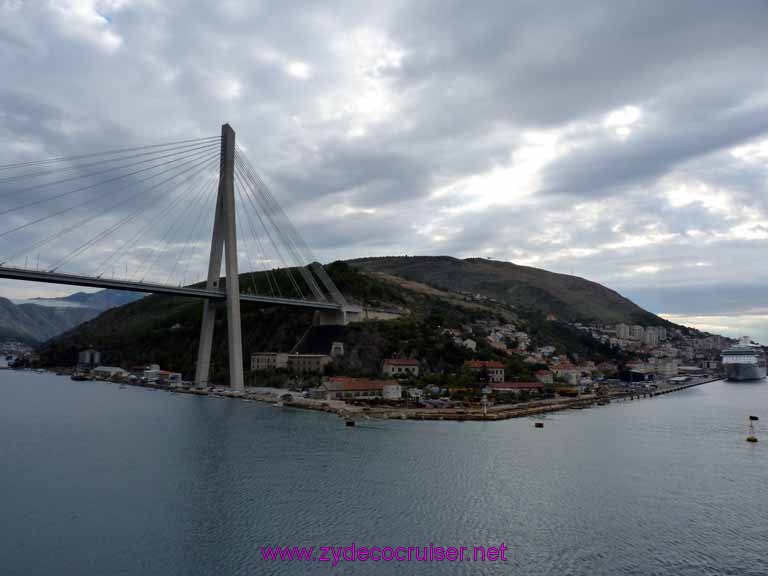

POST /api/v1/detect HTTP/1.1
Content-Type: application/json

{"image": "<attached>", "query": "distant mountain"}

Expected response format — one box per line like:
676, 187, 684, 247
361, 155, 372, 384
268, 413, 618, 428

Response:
348, 256, 666, 325
30, 290, 143, 310
0, 290, 144, 343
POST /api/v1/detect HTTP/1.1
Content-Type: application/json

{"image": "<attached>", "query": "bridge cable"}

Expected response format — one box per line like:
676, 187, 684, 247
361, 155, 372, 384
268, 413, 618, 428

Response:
233, 173, 276, 297
179, 184, 219, 289
0, 147, 220, 242
0, 151, 220, 267
234, 152, 327, 301
234, 155, 313, 299
236, 158, 311, 300
0, 135, 220, 171
0, 141, 220, 204
163, 172, 220, 286
235, 149, 344, 304
237, 186, 280, 297
233, 165, 284, 297
233, 158, 303, 297
133, 171, 217, 284
0, 139, 223, 185
233, 159, 305, 299
45, 154, 220, 273
92, 156, 221, 279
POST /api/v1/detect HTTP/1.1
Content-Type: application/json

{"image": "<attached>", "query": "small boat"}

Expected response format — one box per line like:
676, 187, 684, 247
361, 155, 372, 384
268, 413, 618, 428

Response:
534, 422, 544, 428
273, 400, 284, 407
345, 418, 356, 427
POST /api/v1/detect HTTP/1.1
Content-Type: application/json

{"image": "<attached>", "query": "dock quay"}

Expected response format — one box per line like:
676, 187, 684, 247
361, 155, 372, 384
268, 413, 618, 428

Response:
39, 370, 722, 423
617, 377, 721, 401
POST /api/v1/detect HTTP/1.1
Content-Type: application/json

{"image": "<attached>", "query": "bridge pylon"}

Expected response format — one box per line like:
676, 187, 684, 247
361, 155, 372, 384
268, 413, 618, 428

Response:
194, 123, 244, 390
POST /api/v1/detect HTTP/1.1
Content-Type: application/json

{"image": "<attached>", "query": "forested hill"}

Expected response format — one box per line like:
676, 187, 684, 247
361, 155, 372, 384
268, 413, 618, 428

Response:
38, 261, 641, 382
348, 256, 666, 326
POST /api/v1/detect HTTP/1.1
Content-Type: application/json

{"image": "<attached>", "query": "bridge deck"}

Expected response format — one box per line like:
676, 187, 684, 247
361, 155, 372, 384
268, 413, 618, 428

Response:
0, 266, 341, 310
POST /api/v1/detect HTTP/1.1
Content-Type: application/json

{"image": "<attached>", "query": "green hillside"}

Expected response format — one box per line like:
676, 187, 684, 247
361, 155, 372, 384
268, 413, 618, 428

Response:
39, 261, 639, 382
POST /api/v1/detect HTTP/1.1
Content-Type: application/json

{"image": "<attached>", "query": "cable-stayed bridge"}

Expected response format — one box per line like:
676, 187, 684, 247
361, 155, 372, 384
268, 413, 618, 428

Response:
0, 124, 356, 390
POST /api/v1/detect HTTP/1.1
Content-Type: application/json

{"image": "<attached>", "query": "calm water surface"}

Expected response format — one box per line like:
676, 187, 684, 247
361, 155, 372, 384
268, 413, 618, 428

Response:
1, 371, 767, 576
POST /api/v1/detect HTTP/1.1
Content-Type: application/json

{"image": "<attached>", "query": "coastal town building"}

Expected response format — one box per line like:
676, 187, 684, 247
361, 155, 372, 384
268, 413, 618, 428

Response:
490, 382, 544, 397
251, 352, 289, 371
313, 377, 402, 400
534, 370, 554, 385
78, 348, 101, 371
700, 359, 721, 370
92, 366, 128, 379
678, 365, 705, 376
630, 325, 645, 340
465, 360, 505, 383
643, 329, 659, 346
382, 358, 420, 378
653, 358, 679, 379
513, 332, 530, 351
330, 341, 345, 357
130, 363, 161, 382
250, 352, 331, 374
157, 370, 182, 383
551, 363, 580, 385
288, 354, 332, 374
462, 338, 477, 352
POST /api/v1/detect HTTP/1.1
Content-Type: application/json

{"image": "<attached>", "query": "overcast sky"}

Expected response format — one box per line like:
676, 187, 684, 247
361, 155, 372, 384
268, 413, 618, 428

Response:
2, 0, 768, 340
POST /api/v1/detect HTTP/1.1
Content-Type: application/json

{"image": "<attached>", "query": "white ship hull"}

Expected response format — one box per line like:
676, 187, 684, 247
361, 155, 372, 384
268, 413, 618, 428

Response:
724, 363, 767, 381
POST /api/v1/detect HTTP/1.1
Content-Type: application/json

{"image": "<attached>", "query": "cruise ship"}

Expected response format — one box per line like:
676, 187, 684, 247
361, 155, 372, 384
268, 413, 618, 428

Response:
721, 336, 767, 381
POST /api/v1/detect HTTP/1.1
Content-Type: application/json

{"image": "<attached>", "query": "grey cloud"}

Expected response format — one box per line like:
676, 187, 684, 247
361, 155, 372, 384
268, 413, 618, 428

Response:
1, 0, 768, 322
541, 100, 768, 199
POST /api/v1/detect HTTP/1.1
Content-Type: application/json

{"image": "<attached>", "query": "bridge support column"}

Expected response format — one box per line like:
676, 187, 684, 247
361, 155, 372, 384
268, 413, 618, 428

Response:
194, 124, 244, 391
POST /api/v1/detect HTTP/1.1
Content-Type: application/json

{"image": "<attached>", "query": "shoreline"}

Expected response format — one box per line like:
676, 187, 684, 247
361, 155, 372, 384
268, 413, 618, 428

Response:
30, 369, 724, 423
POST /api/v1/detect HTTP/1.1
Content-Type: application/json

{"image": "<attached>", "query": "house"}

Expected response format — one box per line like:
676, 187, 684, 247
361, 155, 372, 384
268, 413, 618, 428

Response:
462, 338, 477, 352
551, 363, 580, 385
534, 370, 554, 385
407, 387, 424, 399
513, 332, 530, 351
464, 360, 505, 383
312, 377, 401, 400
490, 382, 544, 397
382, 358, 420, 378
